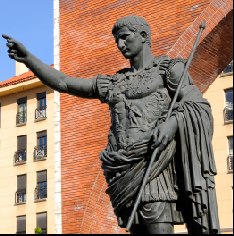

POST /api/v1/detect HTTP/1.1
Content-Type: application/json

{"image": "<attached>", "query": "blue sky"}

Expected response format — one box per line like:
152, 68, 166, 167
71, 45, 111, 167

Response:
0, 0, 53, 81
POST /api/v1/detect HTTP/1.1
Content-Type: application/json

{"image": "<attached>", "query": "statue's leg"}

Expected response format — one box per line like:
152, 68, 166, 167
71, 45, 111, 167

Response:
129, 224, 147, 234
145, 222, 174, 234
186, 220, 209, 234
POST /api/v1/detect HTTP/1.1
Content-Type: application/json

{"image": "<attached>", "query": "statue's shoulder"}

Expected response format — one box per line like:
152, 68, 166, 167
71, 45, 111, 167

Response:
152, 55, 171, 76
153, 55, 171, 65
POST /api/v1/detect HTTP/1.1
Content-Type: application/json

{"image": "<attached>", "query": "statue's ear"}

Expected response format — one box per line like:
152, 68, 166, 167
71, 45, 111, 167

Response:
140, 31, 147, 43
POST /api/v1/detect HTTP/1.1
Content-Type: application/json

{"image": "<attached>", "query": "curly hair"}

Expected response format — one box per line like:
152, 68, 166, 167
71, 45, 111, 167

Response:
112, 15, 151, 47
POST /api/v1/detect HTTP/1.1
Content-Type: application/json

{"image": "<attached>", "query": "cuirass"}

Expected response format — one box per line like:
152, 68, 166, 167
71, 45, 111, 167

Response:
106, 67, 171, 150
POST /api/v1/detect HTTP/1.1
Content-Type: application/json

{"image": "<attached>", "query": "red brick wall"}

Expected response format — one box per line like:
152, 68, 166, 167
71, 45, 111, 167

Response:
59, 0, 233, 233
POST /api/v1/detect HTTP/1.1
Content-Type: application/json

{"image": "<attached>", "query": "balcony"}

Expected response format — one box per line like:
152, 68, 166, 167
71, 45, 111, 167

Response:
223, 105, 233, 124
35, 106, 47, 121
16, 111, 27, 126
14, 150, 27, 165
15, 190, 26, 204
34, 183, 47, 201
34, 145, 47, 161
227, 154, 233, 173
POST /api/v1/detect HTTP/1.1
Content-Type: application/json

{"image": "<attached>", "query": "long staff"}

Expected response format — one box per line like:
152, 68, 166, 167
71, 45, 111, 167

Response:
126, 20, 206, 232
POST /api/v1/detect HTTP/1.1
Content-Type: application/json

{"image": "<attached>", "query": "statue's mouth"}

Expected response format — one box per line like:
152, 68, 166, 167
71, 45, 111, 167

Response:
121, 49, 129, 54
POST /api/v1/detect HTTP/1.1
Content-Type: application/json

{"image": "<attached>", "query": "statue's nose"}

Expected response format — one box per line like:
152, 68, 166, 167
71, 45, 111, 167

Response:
117, 39, 126, 51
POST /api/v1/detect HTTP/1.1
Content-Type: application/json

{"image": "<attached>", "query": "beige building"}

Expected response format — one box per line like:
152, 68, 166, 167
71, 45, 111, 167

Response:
203, 61, 233, 234
0, 64, 61, 234
175, 62, 233, 234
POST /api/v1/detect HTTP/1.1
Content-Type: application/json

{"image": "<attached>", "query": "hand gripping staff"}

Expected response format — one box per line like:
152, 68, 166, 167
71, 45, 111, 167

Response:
126, 20, 206, 232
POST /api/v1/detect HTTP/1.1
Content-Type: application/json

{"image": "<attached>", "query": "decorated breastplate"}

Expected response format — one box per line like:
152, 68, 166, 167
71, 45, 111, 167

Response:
97, 57, 171, 150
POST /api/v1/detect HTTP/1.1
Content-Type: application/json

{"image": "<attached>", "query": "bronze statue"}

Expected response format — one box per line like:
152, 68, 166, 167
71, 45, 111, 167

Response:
2, 15, 220, 234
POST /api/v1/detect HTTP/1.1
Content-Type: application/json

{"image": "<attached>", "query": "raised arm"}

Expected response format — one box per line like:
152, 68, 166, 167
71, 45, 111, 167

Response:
2, 34, 96, 98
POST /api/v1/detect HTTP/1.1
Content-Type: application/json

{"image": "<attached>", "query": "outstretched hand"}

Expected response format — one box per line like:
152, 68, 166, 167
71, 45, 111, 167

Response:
2, 34, 28, 63
151, 117, 178, 151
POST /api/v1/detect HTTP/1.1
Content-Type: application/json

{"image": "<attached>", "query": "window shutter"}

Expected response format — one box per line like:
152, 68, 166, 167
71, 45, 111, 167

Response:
17, 136, 26, 150
17, 175, 26, 190
37, 170, 47, 183
37, 212, 47, 229
37, 131, 47, 138
17, 215, 26, 233
37, 92, 46, 100
17, 97, 27, 105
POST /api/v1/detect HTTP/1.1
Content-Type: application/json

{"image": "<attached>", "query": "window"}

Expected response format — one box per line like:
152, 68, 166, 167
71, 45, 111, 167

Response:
16, 97, 27, 125
16, 215, 26, 234
35, 92, 47, 120
14, 135, 27, 165
15, 174, 26, 204
224, 89, 233, 123
227, 136, 233, 173
34, 131, 47, 161
36, 212, 47, 234
223, 60, 233, 74
35, 170, 47, 200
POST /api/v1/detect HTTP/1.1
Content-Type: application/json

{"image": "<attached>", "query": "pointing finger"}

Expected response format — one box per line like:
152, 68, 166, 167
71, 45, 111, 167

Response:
2, 34, 10, 40
2, 34, 17, 43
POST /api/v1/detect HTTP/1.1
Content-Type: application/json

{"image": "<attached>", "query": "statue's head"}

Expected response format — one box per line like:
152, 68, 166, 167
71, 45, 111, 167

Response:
112, 15, 151, 47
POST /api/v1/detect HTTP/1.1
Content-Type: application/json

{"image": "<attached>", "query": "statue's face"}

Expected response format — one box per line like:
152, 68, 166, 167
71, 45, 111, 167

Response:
114, 27, 144, 59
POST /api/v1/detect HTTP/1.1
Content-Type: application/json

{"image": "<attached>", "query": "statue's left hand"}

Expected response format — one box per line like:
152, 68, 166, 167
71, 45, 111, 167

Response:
151, 117, 178, 151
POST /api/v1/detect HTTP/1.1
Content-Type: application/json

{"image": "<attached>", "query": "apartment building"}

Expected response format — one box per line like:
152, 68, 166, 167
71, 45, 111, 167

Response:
203, 61, 233, 234
0, 64, 58, 234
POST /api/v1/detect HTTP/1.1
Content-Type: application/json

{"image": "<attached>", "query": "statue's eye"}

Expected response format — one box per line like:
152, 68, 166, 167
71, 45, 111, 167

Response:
118, 34, 129, 40
122, 34, 129, 39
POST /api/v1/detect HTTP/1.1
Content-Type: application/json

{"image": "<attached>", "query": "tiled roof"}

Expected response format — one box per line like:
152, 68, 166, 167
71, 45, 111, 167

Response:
0, 64, 54, 88
0, 70, 36, 88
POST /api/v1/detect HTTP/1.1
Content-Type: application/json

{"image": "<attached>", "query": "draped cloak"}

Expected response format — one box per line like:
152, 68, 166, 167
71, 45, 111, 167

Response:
171, 85, 220, 233
95, 56, 220, 234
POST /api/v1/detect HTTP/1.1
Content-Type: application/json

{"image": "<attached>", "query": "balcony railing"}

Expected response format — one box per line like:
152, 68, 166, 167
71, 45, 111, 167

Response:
16, 111, 27, 125
35, 183, 47, 200
15, 190, 26, 204
35, 106, 47, 120
14, 150, 26, 165
34, 145, 47, 161
227, 154, 233, 173
223, 105, 233, 124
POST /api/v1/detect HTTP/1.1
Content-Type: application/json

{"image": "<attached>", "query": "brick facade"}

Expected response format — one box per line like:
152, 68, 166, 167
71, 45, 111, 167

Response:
59, 0, 233, 233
